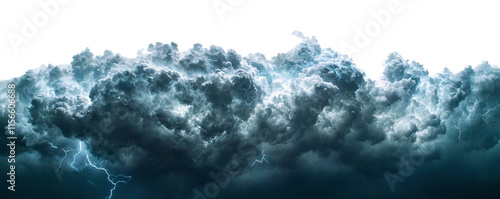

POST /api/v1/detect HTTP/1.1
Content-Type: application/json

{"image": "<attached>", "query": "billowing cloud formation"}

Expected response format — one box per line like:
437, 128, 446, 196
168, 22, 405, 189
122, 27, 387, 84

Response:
2, 33, 500, 199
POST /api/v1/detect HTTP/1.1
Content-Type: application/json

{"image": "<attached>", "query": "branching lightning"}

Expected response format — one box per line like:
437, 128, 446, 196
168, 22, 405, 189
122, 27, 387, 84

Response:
451, 103, 500, 142
85, 149, 132, 199
250, 150, 270, 167
42, 140, 132, 199
42, 140, 68, 172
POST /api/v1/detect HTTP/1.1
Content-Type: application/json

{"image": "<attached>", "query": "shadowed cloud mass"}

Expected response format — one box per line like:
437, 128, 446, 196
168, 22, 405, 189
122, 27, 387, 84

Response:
1, 33, 500, 199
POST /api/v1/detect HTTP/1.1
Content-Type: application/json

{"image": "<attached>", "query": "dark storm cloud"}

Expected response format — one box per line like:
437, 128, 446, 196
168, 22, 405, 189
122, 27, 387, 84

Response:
2, 32, 500, 199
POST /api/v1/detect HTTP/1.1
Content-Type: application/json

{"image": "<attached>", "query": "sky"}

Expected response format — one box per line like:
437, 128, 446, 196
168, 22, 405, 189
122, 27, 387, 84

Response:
1, 0, 499, 80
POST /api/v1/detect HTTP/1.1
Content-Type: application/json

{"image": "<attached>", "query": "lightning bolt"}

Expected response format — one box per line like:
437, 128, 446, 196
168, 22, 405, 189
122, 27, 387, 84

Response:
451, 103, 500, 143
452, 121, 462, 142
42, 140, 59, 149
250, 150, 270, 167
481, 103, 500, 124
85, 150, 132, 199
56, 149, 70, 172
42, 140, 132, 199
42, 140, 68, 172
70, 141, 84, 170
85, 172, 97, 186
482, 104, 500, 117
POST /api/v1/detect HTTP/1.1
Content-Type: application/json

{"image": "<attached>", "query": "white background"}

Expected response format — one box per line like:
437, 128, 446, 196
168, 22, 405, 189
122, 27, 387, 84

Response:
1, 0, 499, 80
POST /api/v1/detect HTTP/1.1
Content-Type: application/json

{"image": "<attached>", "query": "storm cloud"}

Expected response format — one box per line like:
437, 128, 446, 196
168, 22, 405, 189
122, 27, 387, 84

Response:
2, 33, 500, 199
